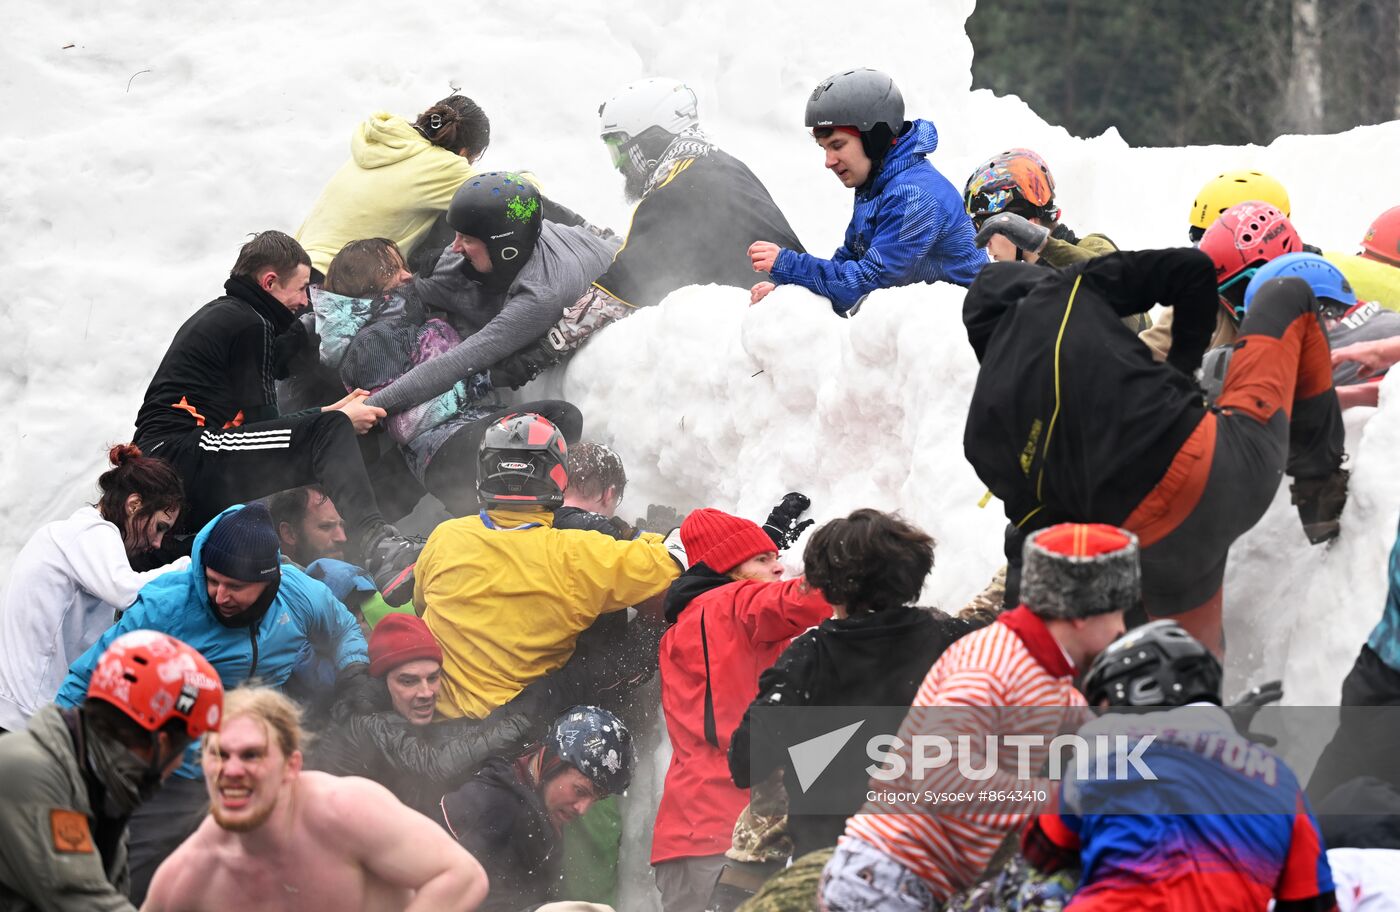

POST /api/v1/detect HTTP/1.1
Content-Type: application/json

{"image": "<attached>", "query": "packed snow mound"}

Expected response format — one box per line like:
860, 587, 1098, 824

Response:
5, 0, 1400, 705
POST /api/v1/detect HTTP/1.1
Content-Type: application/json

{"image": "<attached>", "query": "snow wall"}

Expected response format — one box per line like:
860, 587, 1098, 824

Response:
5, 0, 1400, 906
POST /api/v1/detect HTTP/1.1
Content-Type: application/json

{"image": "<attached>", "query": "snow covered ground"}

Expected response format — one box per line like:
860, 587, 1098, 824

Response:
5, 0, 1400, 903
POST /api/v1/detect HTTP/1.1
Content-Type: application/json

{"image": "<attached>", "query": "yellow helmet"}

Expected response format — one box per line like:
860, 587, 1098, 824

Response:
1188, 170, 1291, 238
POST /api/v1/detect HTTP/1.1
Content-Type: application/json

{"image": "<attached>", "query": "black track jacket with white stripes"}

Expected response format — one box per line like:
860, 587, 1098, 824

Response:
135, 275, 302, 443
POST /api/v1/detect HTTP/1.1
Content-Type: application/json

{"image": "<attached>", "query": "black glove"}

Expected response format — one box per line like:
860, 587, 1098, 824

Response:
607, 516, 637, 539
1226, 679, 1283, 746
489, 341, 561, 390
974, 212, 1050, 254
762, 492, 814, 550
328, 663, 381, 723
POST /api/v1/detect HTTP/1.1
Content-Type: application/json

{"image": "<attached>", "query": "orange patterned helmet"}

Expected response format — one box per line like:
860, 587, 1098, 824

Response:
963, 148, 1060, 223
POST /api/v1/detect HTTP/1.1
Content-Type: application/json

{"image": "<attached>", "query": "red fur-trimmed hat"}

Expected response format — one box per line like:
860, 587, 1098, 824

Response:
1021, 523, 1140, 620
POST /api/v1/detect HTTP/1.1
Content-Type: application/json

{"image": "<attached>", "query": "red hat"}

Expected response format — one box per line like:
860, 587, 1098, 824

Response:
680, 508, 776, 574
369, 614, 444, 677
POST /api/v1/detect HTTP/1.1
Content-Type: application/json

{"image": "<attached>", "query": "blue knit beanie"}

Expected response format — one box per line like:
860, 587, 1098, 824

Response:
203, 503, 282, 582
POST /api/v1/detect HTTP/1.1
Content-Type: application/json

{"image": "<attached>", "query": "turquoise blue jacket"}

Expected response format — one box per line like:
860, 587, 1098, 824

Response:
57, 505, 368, 778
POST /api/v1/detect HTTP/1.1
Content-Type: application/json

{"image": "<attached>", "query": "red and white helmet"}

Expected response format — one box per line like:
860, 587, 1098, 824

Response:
1199, 201, 1303, 285
88, 631, 224, 739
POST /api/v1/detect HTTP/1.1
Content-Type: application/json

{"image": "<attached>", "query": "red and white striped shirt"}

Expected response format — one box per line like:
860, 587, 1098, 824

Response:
844, 607, 1087, 900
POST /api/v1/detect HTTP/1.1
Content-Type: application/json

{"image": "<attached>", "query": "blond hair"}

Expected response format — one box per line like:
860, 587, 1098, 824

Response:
207, 687, 305, 760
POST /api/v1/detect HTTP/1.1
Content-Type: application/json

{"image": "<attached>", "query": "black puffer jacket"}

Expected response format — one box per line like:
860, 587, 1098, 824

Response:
308, 657, 585, 815
439, 755, 559, 912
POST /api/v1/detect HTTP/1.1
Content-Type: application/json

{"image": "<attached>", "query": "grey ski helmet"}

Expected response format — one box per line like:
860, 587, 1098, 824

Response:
805, 68, 905, 134
1083, 620, 1223, 708
544, 705, 634, 796
446, 172, 542, 284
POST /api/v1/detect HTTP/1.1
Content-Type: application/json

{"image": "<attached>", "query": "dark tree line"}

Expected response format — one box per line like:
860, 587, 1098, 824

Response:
967, 0, 1400, 146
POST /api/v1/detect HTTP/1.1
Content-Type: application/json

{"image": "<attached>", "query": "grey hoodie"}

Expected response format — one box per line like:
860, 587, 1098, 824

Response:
366, 221, 618, 415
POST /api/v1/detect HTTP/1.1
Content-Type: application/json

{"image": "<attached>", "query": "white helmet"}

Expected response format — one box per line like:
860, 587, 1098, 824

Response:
598, 78, 699, 141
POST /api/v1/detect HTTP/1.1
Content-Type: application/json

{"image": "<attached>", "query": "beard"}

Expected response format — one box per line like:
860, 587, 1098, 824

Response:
210, 792, 279, 833
621, 164, 650, 204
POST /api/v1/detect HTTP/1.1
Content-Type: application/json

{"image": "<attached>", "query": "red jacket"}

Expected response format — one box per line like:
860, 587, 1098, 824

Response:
651, 572, 832, 864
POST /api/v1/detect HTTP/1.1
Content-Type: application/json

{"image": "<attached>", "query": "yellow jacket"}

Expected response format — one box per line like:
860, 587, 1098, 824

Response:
297, 112, 478, 274
415, 508, 680, 719
1325, 251, 1400, 313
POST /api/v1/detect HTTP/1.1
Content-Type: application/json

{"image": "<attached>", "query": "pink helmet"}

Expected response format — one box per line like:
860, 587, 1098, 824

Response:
1199, 201, 1303, 285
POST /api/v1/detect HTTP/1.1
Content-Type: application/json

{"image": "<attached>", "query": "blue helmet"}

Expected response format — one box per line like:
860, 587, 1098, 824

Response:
1244, 252, 1356, 316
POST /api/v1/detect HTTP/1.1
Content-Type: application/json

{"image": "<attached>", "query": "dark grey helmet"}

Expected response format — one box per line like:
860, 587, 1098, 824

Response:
1084, 620, 1223, 708
805, 68, 905, 134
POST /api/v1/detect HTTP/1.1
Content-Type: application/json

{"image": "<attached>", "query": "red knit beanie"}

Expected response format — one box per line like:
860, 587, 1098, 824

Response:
680, 508, 776, 574
369, 614, 444, 677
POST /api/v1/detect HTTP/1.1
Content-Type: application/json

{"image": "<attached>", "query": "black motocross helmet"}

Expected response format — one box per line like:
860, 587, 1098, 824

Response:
446, 171, 542, 287
477, 412, 569, 509
1083, 620, 1224, 708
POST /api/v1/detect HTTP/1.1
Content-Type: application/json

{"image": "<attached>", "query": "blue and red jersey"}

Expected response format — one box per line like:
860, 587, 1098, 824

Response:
1025, 705, 1335, 911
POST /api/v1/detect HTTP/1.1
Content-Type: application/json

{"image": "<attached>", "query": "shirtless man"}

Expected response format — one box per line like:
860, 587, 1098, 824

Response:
142, 687, 487, 912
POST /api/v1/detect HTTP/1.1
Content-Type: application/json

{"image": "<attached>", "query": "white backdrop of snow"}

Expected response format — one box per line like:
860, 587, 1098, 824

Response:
5, 0, 1400, 903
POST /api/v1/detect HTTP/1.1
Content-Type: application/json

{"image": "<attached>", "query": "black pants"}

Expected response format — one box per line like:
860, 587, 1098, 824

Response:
1308, 645, 1400, 803
126, 774, 209, 904
143, 410, 387, 552
423, 400, 582, 517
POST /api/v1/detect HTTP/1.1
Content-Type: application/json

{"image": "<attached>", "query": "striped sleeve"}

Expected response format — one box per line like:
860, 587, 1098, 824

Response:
845, 623, 1084, 899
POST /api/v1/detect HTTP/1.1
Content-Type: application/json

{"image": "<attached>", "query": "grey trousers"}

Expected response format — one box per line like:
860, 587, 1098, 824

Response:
653, 853, 730, 912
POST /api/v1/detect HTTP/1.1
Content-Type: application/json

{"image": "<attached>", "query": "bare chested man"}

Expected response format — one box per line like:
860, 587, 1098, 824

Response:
142, 687, 488, 912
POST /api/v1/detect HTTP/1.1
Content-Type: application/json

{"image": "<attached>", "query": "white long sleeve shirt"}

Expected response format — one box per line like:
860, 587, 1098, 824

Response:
0, 506, 188, 730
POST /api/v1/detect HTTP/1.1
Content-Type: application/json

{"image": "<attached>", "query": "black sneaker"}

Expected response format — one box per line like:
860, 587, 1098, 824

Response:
1290, 468, 1350, 545
364, 529, 423, 606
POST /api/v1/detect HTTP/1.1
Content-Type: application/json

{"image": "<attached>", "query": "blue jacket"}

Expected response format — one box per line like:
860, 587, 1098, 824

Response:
57, 505, 368, 778
771, 119, 985, 314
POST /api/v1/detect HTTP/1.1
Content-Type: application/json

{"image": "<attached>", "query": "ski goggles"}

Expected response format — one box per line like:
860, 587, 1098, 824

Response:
602, 133, 628, 169
1217, 266, 1259, 323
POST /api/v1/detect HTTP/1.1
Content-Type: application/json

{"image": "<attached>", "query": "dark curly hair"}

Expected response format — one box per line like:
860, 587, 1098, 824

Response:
803, 508, 934, 616
414, 94, 490, 162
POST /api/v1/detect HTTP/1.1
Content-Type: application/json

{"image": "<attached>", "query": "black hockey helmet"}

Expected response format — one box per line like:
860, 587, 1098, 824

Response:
543, 705, 634, 796
1083, 620, 1223, 708
446, 172, 542, 285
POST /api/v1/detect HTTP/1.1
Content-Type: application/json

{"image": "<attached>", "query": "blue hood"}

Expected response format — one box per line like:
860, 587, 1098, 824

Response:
866, 118, 940, 198
143, 504, 280, 628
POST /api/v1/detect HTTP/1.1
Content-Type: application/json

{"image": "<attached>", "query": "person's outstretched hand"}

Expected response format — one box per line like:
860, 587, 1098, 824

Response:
763, 492, 814, 550
326, 391, 385, 434
974, 212, 1050, 254
750, 282, 776, 306
1332, 338, 1400, 379
749, 241, 781, 273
